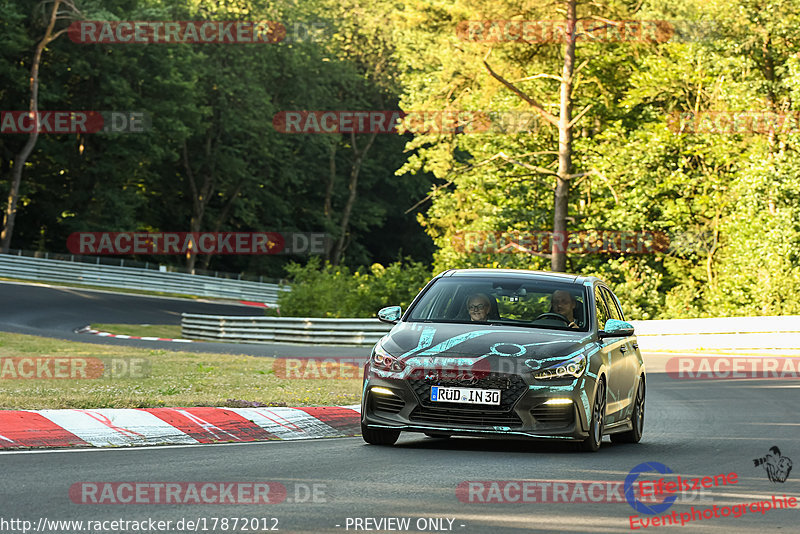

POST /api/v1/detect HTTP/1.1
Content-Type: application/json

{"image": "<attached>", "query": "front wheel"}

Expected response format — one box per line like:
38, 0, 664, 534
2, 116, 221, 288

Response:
612, 378, 644, 444
361, 423, 400, 445
580, 378, 606, 452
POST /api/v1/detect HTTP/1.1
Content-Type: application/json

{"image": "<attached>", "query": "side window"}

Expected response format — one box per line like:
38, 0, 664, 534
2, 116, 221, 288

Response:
594, 287, 609, 330
601, 287, 623, 321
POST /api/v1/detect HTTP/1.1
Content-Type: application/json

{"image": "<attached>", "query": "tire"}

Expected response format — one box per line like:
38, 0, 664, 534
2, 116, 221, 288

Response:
361, 422, 400, 445
424, 433, 451, 439
612, 378, 645, 444
580, 378, 606, 452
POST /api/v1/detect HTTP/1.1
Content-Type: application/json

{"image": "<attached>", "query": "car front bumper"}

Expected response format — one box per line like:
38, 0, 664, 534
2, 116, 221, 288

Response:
361, 373, 594, 441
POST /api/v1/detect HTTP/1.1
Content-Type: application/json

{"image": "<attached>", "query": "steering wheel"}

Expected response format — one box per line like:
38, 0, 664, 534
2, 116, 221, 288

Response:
535, 312, 572, 324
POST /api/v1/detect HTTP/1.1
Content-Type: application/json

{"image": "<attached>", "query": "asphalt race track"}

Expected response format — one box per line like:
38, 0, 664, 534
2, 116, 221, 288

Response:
0, 281, 370, 358
0, 281, 798, 532
1, 368, 798, 533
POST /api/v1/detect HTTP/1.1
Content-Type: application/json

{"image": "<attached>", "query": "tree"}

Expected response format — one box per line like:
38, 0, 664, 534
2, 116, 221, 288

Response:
481, 0, 582, 271
1, 0, 79, 253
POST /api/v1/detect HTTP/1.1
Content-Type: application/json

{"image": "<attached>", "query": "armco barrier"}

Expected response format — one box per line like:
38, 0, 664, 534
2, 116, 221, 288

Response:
181, 314, 800, 349
629, 316, 800, 351
181, 314, 392, 345
0, 254, 286, 304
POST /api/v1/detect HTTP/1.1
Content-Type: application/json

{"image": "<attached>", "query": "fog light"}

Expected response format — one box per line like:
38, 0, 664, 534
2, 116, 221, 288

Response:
371, 387, 395, 396
543, 398, 573, 405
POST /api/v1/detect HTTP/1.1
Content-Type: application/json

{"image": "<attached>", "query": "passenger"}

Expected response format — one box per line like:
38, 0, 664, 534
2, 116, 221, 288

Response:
466, 293, 492, 322
551, 290, 579, 329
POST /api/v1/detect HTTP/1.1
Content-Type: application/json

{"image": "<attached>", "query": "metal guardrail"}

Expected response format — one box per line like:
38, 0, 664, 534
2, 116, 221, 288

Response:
182, 314, 392, 345
0, 254, 287, 304
629, 317, 800, 351
2, 248, 282, 283
182, 314, 800, 349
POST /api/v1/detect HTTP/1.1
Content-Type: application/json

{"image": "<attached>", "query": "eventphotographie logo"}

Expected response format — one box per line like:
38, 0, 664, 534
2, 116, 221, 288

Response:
754, 446, 793, 483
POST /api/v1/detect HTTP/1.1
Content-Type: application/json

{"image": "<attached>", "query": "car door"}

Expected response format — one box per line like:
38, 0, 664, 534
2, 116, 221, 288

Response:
601, 286, 637, 418
594, 285, 626, 421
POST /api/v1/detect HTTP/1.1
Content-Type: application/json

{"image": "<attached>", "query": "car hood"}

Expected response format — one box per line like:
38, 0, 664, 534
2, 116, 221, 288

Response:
380, 321, 597, 374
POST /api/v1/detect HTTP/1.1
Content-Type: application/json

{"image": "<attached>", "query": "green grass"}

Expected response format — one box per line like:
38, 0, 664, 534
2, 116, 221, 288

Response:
91, 323, 184, 339
0, 332, 362, 409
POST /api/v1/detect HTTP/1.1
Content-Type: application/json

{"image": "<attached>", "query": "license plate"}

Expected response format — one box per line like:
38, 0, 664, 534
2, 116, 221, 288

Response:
430, 386, 501, 405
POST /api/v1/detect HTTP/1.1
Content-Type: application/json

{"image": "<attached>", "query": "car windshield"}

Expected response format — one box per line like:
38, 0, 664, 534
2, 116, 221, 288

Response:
406, 276, 589, 331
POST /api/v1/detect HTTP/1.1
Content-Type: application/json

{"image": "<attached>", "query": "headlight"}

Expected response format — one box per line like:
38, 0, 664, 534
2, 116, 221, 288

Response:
371, 345, 405, 372
534, 353, 586, 379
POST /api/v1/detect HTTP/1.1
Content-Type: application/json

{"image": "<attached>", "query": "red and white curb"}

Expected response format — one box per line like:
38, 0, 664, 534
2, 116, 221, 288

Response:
239, 300, 279, 310
0, 405, 361, 449
75, 325, 193, 343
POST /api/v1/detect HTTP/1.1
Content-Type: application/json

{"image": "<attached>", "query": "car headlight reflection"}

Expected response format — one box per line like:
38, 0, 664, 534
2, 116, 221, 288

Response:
371, 345, 405, 372
534, 354, 586, 380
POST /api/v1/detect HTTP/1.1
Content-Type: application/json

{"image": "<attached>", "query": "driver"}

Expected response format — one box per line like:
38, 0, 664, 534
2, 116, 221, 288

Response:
467, 293, 492, 321
550, 290, 579, 329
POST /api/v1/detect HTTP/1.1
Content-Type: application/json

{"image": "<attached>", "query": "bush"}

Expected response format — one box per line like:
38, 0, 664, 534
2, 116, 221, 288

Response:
278, 257, 432, 318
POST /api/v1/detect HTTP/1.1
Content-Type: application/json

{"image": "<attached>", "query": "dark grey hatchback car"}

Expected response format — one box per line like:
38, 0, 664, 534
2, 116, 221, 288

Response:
360, 269, 645, 452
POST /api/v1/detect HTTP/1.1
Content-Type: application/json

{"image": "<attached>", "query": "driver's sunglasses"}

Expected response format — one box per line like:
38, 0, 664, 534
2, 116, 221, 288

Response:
468, 304, 487, 312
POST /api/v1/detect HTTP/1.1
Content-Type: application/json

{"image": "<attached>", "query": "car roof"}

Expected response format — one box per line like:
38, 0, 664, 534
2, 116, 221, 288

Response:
437, 268, 602, 286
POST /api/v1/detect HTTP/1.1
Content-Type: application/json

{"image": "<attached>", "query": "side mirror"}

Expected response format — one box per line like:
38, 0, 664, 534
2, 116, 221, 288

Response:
599, 318, 634, 338
377, 305, 402, 324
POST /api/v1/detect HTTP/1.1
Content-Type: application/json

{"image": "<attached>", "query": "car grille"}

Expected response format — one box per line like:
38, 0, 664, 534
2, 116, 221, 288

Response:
408, 372, 528, 411
409, 406, 523, 427
370, 394, 405, 415
531, 404, 574, 425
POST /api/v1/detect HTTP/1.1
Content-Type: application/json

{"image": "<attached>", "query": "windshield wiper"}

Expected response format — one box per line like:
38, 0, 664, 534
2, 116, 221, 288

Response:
489, 320, 576, 330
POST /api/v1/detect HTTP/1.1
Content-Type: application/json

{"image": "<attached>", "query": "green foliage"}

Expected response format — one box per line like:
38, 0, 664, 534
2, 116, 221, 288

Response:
278, 257, 432, 317
3, 0, 800, 319
0, 0, 433, 278
391, 0, 800, 319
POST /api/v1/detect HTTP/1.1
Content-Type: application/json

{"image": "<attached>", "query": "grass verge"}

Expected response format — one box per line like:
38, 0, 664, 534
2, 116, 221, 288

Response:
0, 331, 362, 409
91, 323, 184, 339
